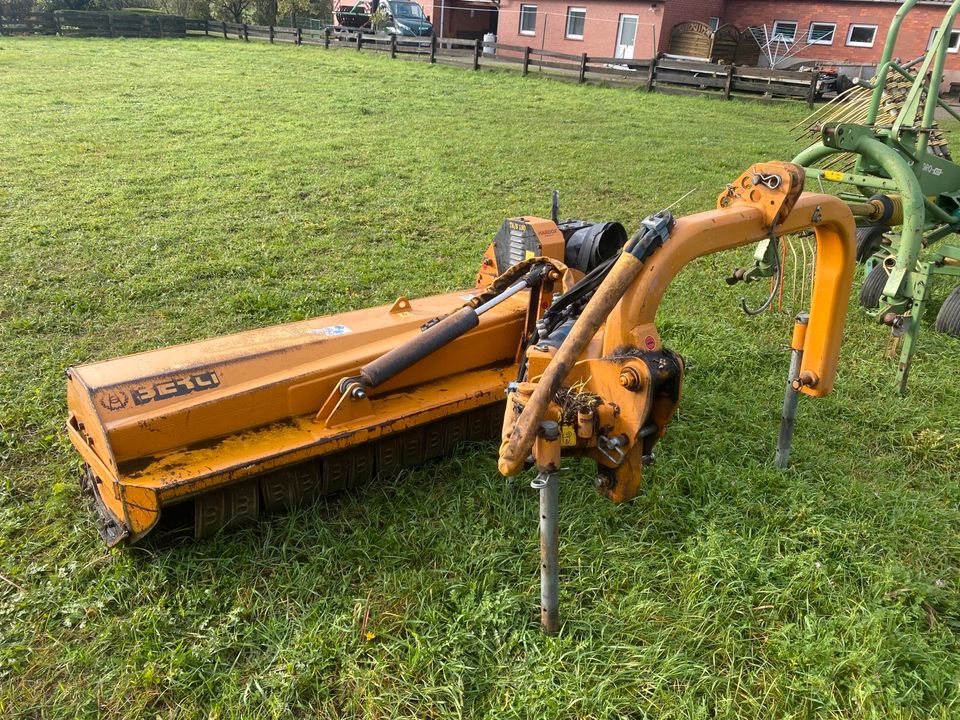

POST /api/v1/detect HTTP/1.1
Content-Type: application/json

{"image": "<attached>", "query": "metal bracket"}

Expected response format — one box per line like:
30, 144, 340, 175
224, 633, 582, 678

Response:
597, 434, 628, 466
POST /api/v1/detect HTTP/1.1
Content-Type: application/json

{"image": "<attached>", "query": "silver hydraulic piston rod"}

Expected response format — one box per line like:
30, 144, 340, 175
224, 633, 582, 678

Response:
775, 312, 810, 469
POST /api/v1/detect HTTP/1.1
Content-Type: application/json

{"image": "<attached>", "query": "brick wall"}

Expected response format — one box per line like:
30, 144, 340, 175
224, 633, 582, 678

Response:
484, 0, 960, 88
721, 0, 960, 81
495, 0, 662, 59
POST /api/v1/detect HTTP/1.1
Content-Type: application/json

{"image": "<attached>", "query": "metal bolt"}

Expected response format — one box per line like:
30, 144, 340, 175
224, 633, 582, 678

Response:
618, 367, 642, 391
350, 386, 367, 400
539, 421, 560, 441
791, 370, 819, 391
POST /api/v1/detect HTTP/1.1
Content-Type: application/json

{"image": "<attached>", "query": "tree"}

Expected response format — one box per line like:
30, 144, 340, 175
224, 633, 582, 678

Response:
276, 0, 307, 26
211, 0, 249, 21
157, 0, 211, 18
251, 0, 276, 26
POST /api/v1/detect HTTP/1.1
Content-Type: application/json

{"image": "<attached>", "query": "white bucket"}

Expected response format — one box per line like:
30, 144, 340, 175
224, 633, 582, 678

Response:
483, 32, 495, 55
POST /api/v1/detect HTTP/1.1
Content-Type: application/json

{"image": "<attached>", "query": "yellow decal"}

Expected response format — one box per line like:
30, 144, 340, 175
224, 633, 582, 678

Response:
823, 170, 844, 182
561, 424, 577, 447
524, 250, 535, 260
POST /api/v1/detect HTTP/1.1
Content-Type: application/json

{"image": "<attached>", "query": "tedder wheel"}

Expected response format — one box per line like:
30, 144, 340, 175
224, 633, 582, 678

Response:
855, 225, 889, 263
934, 285, 960, 336
860, 264, 888, 309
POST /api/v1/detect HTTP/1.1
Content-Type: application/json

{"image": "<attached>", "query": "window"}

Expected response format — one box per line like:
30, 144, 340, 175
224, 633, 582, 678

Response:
708, 16, 720, 32
928, 27, 960, 53
771, 20, 797, 42
519, 4, 537, 35
565, 7, 586, 39
807, 22, 835, 45
846, 24, 877, 47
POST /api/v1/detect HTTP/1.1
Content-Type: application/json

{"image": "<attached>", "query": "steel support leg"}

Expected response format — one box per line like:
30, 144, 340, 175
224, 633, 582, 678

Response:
775, 312, 809, 469
532, 471, 559, 635
895, 263, 931, 395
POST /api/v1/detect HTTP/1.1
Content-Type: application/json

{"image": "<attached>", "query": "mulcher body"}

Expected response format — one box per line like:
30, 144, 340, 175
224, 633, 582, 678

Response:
67, 215, 623, 544
68, 163, 858, 551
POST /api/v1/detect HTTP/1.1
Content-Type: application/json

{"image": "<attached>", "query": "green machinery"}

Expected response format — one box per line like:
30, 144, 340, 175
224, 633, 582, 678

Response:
734, 0, 960, 393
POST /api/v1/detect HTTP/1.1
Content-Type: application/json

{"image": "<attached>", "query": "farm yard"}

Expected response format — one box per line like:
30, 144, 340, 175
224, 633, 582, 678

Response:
1, 35, 958, 718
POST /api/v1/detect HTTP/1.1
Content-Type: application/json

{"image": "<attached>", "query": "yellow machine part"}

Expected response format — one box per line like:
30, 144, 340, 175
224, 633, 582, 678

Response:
67, 164, 857, 548
498, 163, 857, 501
68, 216, 567, 545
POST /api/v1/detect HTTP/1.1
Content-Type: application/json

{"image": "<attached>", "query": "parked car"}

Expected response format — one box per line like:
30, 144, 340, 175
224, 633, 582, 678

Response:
333, 0, 433, 37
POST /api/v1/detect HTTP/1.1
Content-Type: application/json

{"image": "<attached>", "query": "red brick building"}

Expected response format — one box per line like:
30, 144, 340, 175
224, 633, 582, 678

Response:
491, 0, 960, 83
492, 0, 724, 59
422, 0, 500, 39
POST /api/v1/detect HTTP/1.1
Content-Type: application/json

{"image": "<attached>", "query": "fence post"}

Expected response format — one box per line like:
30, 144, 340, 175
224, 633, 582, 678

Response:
578, 52, 587, 83
723, 65, 734, 100
268, 25, 274, 42
390, 32, 397, 58
430, 33, 436, 63
473, 37, 481, 70
324, 26, 331, 48
296, 26, 302, 45
107, 12, 114, 37
242, 22, 248, 41
355, 29, 362, 50
522, 45, 530, 76
222, 20, 227, 39
645, 57, 656, 91
204, 18, 209, 35
807, 73, 817, 109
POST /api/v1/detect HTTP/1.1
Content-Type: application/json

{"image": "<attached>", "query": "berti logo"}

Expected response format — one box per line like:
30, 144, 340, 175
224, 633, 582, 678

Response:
99, 390, 129, 412
131, 371, 221, 406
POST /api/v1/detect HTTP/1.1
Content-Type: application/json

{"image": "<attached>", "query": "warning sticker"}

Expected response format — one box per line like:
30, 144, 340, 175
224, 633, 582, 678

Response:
310, 324, 352, 337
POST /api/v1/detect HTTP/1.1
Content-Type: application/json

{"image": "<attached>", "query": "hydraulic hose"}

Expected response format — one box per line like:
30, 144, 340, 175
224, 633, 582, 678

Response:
498, 212, 673, 476
359, 264, 546, 390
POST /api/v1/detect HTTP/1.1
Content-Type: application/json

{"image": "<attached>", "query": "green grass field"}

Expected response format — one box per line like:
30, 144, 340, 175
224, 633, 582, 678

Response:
0, 36, 958, 718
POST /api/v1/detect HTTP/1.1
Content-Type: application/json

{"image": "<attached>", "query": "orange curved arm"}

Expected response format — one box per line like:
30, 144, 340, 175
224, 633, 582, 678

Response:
603, 193, 856, 397
499, 177, 856, 478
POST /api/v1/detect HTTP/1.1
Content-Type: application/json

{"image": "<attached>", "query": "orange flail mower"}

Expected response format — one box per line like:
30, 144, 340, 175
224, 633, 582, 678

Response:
67, 162, 856, 631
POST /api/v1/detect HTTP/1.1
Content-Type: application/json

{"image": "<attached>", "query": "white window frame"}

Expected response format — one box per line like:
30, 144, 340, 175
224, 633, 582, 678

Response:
846, 23, 877, 48
708, 16, 720, 32
565, 6, 586, 40
771, 20, 797, 42
518, 4, 537, 36
928, 27, 960, 53
807, 22, 836, 45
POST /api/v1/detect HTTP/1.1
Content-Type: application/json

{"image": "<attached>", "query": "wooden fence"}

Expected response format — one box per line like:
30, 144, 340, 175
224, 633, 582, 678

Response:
0, 11, 186, 37
184, 20, 818, 106
0, 14, 817, 106
0, 13, 56, 35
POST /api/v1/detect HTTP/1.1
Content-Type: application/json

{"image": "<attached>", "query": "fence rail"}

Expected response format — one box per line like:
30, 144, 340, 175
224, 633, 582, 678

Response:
2, 15, 818, 105
183, 20, 817, 105
1, 11, 186, 37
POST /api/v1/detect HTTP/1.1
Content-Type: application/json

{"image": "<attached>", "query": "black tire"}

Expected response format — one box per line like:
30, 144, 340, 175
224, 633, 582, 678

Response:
860, 264, 888, 309
855, 225, 889, 263
934, 285, 960, 336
